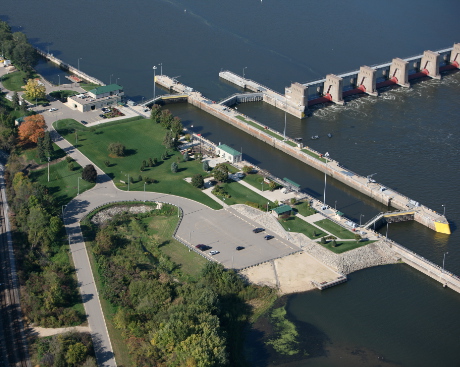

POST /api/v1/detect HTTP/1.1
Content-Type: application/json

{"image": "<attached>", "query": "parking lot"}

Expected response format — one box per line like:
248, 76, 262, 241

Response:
175, 208, 300, 269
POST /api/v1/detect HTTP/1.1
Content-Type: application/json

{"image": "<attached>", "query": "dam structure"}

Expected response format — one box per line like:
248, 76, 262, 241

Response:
154, 73, 451, 235
220, 43, 460, 119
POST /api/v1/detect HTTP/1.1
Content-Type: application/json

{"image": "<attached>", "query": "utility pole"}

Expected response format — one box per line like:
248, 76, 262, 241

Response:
153, 66, 157, 99
47, 157, 50, 182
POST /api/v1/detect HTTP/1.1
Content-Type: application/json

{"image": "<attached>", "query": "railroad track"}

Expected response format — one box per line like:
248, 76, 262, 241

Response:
0, 168, 31, 367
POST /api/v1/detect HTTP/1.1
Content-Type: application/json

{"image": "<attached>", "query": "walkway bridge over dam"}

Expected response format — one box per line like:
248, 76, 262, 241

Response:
363, 210, 417, 231
219, 43, 460, 118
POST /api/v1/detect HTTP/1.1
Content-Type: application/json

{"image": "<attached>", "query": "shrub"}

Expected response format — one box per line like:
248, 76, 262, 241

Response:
153, 157, 158, 165
191, 174, 204, 188
242, 165, 253, 174
354, 233, 362, 241
104, 160, 110, 167
171, 162, 178, 173
138, 175, 143, 182
82, 164, 97, 183
320, 236, 326, 244
108, 142, 126, 157
203, 161, 209, 172
149, 158, 154, 167
67, 162, 75, 171
245, 201, 260, 209
332, 240, 337, 247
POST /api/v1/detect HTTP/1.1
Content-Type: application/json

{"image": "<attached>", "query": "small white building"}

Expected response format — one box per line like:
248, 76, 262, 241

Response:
216, 144, 242, 164
66, 84, 124, 112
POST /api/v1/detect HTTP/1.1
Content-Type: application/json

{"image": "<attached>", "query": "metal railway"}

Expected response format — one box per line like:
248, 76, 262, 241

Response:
0, 166, 31, 367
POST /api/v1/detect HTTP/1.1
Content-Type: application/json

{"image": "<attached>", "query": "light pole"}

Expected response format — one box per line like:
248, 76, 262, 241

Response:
153, 66, 157, 99
77, 177, 82, 195
335, 200, 337, 210
62, 205, 67, 218
47, 157, 50, 182
360, 214, 365, 226
267, 202, 269, 213
243, 66, 247, 79
443, 252, 449, 273
159, 63, 163, 75
323, 157, 328, 207
141, 97, 144, 104
78, 57, 82, 71
128, 174, 130, 191
144, 182, 147, 201
385, 222, 389, 239
261, 181, 264, 192
58, 74, 60, 86
442, 204, 446, 217
110, 74, 113, 84
116, 77, 120, 85
283, 111, 287, 140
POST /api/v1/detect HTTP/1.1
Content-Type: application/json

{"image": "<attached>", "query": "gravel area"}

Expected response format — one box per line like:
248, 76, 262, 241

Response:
90, 203, 159, 225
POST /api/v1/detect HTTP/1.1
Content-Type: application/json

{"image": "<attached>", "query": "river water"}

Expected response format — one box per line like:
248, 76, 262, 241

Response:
2, 1, 460, 365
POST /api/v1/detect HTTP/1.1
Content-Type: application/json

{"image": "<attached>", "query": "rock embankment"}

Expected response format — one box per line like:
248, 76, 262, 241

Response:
90, 204, 159, 225
229, 204, 397, 275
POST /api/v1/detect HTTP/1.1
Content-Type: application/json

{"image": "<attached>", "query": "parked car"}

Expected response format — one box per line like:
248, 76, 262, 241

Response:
264, 235, 274, 240
81, 120, 88, 125
253, 228, 265, 233
209, 180, 217, 186
42, 102, 50, 107
195, 244, 207, 251
48, 108, 58, 112
236, 246, 245, 251
209, 250, 220, 256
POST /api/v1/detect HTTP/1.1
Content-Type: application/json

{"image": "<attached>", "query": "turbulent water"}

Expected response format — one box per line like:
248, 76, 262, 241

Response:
2, 0, 460, 365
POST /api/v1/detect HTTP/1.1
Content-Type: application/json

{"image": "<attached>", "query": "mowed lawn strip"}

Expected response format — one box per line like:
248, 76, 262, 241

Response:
218, 180, 273, 207
313, 219, 356, 239
54, 118, 222, 210
318, 239, 376, 254
243, 173, 271, 191
29, 158, 95, 207
278, 216, 326, 239
2, 70, 27, 91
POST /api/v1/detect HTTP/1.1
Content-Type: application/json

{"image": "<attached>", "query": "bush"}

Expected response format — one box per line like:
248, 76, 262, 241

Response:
67, 162, 75, 171
242, 165, 253, 174
203, 161, 209, 172
191, 174, 204, 188
82, 164, 97, 183
320, 236, 326, 244
108, 142, 126, 157
354, 233, 362, 241
171, 162, 178, 173
104, 160, 110, 167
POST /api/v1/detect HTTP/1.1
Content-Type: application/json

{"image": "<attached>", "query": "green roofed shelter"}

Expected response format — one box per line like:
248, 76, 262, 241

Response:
283, 177, 301, 191
88, 84, 124, 99
271, 204, 292, 217
216, 144, 242, 164
336, 211, 344, 217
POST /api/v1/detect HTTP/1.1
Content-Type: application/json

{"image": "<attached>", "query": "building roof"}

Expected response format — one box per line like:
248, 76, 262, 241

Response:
272, 204, 292, 215
89, 84, 122, 95
218, 144, 241, 156
283, 177, 301, 188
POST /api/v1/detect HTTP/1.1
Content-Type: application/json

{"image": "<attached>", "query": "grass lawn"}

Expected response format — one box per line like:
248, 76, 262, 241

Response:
2, 70, 27, 91
22, 95, 49, 105
278, 215, 326, 239
301, 148, 327, 163
29, 159, 95, 207
313, 219, 356, 239
217, 179, 273, 208
20, 143, 67, 168
294, 201, 316, 217
243, 172, 271, 191
318, 239, 376, 254
53, 118, 222, 210
235, 115, 285, 141
79, 82, 101, 91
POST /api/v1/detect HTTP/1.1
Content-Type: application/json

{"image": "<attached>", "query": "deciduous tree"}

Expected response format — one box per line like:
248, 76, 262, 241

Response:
18, 114, 46, 145
191, 173, 204, 188
82, 165, 97, 183
108, 142, 126, 157
24, 78, 46, 100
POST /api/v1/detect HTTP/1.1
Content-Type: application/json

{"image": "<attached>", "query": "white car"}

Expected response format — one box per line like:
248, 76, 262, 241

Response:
209, 250, 220, 256
49, 108, 58, 112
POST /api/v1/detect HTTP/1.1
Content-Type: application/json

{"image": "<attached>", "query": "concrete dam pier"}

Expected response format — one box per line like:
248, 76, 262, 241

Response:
220, 43, 460, 119
153, 73, 451, 235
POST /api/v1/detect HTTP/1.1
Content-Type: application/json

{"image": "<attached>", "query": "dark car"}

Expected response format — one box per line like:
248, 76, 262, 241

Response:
253, 228, 265, 233
81, 120, 88, 125
195, 244, 210, 251
209, 180, 217, 186
236, 246, 245, 251
264, 235, 274, 240
42, 102, 50, 107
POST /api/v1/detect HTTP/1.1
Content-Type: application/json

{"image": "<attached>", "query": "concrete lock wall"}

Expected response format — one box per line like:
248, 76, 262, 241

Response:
450, 43, 460, 67
389, 58, 410, 87
357, 66, 378, 96
421, 50, 441, 79
323, 74, 344, 105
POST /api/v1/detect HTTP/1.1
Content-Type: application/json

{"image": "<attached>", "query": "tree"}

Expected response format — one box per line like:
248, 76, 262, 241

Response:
12, 92, 20, 110
68, 162, 75, 171
149, 158, 154, 167
203, 161, 209, 172
162, 131, 174, 150
242, 165, 253, 174
151, 104, 161, 122
269, 181, 277, 191
354, 233, 362, 242
332, 239, 337, 247
153, 157, 158, 166
191, 174, 204, 188
43, 131, 53, 156
213, 168, 228, 183
37, 136, 46, 162
320, 236, 326, 244
171, 162, 178, 173
18, 114, 46, 145
160, 109, 173, 129
24, 79, 46, 100
290, 198, 296, 205
66, 342, 88, 366
82, 165, 97, 183
171, 116, 183, 137
108, 142, 126, 157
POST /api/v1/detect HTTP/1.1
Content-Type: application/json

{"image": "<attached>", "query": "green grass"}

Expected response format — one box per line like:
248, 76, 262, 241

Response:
278, 215, 326, 239
225, 163, 239, 174
285, 140, 297, 147
1, 70, 27, 91
22, 95, 48, 105
313, 219, 356, 239
294, 201, 316, 217
235, 115, 285, 141
29, 159, 95, 207
217, 180, 273, 207
79, 82, 101, 91
301, 148, 327, 163
318, 239, 376, 254
54, 118, 222, 210
243, 173, 271, 191
21, 143, 68, 169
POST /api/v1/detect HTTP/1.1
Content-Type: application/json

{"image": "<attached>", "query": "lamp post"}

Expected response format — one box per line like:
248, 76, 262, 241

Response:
443, 252, 449, 273
261, 181, 264, 192
159, 63, 163, 75
153, 66, 157, 99
283, 111, 287, 140
144, 182, 147, 202
47, 157, 50, 182
360, 214, 365, 226
267, 202, 269, 213
323, 157, 328, 207
62, 205, 67, 218
386, 222, 389, 239
335, 200, 337, 210
243, 66, 247, 79
141, 97, 144, 104
442, 204, 446, 217
116, 78, 120, 85
110, 74, 113, 84
78, 57, 82, 71
58, 74, 60, 86
127, 174, 130, 191
77, 177, 82, 195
